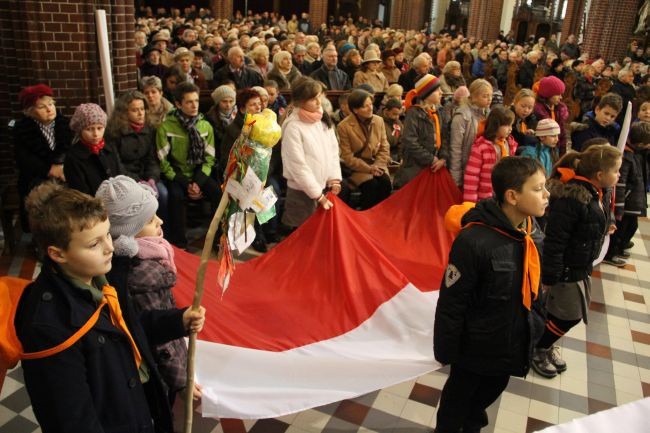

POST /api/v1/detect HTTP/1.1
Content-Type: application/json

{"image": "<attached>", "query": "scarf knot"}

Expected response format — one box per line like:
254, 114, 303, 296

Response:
81, 138, 106, 155
174, 110, 205, 165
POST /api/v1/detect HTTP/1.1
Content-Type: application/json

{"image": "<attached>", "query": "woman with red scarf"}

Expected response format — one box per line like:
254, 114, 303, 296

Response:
65, 103, 123, 195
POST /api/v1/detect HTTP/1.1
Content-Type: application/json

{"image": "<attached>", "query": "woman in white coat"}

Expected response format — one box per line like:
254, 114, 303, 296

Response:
281, 77, 342, 229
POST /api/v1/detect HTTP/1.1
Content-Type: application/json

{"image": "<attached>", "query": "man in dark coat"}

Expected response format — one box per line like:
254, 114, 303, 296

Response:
213, 46, 263, 89
309, 46, 351, 90
610, 69, 636, 124
517, 51, 540, 90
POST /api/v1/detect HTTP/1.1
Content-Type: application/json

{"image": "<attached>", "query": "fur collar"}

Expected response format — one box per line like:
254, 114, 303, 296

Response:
546, 177, 596, 205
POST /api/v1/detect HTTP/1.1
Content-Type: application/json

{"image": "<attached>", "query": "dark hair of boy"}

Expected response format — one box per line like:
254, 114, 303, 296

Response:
629, 120, 650, 145
491, 156, 544, 204
25, 182, 107, 253
483, 105, 515, 141
263, 79, 279, 89
596, 92, 623, 112
173, 81, 200, 103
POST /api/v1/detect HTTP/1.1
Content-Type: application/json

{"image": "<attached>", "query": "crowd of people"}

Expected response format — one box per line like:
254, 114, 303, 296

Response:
9, 4, 650, 433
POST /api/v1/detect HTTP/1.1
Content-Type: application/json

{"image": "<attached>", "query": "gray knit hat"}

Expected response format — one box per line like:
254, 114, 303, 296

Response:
211, 85, 236, 105
96, 175, 158, 239
69, 103, 107, 134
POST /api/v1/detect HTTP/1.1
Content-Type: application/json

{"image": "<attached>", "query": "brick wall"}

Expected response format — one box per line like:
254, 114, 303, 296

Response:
582, 0, 636, 61
561, 0, 585, 43
467, 0, 504, 41
209, 0, 233, 20
0, 0, 136, 188
309, 0, 328, 28
390, 0, 426, 30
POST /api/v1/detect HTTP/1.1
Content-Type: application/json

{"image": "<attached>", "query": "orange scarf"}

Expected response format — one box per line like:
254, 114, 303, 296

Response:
465, 218, 539, 310
476, 119, 487, 138
494, 137, 509, 159
102, 285, 143, 368
549, 106, 556, 121
426, 108, 442, 149
520, 120, 527, 133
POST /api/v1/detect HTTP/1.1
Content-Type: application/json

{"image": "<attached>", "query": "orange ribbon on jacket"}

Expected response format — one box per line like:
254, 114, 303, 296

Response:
426, 108, 442, 149
102, 285, 143, 368
476, 119, 487, 138
464, 217, 539, 310
494, 137, 510, 159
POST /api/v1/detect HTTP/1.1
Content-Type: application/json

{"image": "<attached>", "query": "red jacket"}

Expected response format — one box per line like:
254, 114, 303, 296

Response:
463, 135, 518, 202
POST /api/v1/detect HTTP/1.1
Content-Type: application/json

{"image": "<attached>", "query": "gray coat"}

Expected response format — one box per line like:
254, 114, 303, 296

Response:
394, 105, 450, 189
449, 104, 488, 187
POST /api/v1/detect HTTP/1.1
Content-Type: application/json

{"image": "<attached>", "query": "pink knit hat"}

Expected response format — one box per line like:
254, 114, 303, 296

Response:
453, 85, 470, 101
69, 103, 107, 134
537, 76, 565, 99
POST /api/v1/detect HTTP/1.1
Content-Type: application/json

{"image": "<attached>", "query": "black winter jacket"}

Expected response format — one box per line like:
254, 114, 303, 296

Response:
573, 75, 596, 116
571, 113, 620, 151
517, 60, 536, 90
64, 141, 123, 195
615, 148, 648, 218
543, 178, 612, 285
109, 126, 160, 182
13, 114, 72, 197
434, 199, 545, 377
510, 107, 539, 152
16, 261, 187, 433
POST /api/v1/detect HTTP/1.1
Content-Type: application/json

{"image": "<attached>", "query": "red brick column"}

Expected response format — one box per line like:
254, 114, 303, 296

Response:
390, 0, 427, 30
210, 0, 233, 20
0, 0, 136, 187
561, 0, 585, 43
467, 0, 504, 41
582, 0, 637, 60
309, 0, 328, 29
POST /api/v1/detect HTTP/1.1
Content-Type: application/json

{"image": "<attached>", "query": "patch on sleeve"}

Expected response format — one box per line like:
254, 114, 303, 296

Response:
445, 264, 461, 287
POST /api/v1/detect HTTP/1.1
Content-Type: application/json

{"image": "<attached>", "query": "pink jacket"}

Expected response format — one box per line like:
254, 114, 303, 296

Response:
463, 135, 518, 202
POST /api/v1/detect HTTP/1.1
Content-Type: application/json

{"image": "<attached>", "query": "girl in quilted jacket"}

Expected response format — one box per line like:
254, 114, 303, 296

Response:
463, 106, 517, 202
532, 144, 621, 378
97, 175, 193, 405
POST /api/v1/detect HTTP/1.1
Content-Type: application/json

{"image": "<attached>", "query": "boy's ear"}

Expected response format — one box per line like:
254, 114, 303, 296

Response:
503, 188, 518, 206
47, 246, 67, 265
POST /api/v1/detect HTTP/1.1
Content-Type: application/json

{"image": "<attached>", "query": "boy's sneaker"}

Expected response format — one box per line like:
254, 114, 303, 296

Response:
532, 348, 558, 378
626, 241, 634, 249
603, 256, 627, 267
547, 346, 567, 373
619, 250, 631, 258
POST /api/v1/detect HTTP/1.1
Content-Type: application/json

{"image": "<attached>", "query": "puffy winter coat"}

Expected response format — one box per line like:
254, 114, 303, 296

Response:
434, 199, 545, 377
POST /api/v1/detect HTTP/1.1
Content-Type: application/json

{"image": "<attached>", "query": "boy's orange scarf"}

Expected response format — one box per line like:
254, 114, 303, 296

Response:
465, 217, 539, 310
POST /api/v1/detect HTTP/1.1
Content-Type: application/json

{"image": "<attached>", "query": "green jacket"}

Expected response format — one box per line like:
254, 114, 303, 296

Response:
156, 111, 216, 185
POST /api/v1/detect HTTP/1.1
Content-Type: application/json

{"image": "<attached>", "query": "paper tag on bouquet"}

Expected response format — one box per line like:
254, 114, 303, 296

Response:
225, 167, 263, 210
227, 211, 256, 255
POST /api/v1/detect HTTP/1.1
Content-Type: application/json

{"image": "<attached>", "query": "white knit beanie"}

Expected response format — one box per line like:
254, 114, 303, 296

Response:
211, 85, 236, 105
96, 175, 158, 239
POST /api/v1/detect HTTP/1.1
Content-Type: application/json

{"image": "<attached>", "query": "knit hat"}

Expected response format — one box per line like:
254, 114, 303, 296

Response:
96, 176, 158, 257
453, 85, 470, 101
537, 76, 565, 98
339, 43, 355, 56
413, 74, 441, 99
19, 84, 54, 109
211, 85, 236, 105
69, 103, 107, 134
535, 118, 561, 137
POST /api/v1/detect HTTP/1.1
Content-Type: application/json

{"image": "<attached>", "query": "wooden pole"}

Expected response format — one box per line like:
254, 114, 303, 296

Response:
184, 191, 230, 433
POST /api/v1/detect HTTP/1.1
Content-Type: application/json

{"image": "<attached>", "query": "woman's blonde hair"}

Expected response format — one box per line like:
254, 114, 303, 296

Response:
469, 78, 492, 98
513, 88, 536, 105
250, 44, 269, 63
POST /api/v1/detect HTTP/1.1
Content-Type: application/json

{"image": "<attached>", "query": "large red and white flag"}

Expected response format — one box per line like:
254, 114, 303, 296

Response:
172, 169, 462, 419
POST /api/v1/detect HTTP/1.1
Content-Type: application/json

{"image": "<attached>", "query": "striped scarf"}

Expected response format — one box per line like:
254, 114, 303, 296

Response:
174, 110, 205, 166
37, 120, 56, 150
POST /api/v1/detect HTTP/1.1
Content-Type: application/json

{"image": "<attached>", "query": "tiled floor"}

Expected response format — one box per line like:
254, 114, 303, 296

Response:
2, 217, 650, 433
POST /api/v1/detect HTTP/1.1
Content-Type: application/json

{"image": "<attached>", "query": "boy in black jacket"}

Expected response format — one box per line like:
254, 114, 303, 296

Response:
434, 157, 549, 433
571, 93, 622, 152
605, 122, 650, 265
16, 182, 205, 433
